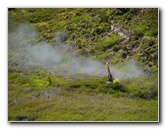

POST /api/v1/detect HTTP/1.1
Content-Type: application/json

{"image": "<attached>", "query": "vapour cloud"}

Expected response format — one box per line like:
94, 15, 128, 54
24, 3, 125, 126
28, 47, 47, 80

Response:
8, 24, 146, 80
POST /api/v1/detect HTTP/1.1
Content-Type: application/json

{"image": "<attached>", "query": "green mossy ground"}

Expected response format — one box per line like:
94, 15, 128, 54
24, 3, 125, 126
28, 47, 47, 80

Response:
8, 8, 158, 121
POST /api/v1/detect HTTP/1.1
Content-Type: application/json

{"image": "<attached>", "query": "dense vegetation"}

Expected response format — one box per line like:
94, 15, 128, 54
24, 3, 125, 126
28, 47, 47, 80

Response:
8, 8, 158, 121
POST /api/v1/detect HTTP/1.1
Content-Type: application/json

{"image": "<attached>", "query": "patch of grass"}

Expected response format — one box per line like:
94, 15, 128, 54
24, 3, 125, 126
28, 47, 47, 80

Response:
8, 8, 158, 121
122, 74, 158, 100
8, 70, 64, 87
8, 69, 158, 121
8, 69, 158, 100
8, 83, 158, 121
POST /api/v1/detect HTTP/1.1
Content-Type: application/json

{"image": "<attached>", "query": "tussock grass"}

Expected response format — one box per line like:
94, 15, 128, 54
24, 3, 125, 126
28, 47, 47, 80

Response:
8, 72, 158, 121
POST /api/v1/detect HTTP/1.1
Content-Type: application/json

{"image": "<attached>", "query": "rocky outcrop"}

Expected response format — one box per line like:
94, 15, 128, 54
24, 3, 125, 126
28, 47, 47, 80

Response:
111, 21, 130, 40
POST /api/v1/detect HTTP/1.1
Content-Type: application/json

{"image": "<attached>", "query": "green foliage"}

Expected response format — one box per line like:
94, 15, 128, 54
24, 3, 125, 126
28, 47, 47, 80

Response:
8, 81, 158, 121
113, 79, 120, 84
8, 70, 63, 87
8, 67, 158, 121
8, 8, 158, 121
140, 36, 157, 50
131, 9, 158, 37
9, 8, 158, 71
136, 36, 158, 73
96, 34, 123, 51
9, 69, 158, 100
122, 75, 158, 100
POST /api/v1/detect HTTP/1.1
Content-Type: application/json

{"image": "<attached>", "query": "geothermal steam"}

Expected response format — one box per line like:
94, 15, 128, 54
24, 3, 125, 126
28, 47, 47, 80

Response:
8, 24, 145, 80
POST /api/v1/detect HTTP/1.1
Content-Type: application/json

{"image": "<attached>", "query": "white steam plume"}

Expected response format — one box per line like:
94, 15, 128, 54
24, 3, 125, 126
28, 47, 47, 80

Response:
8, 24, 146, 80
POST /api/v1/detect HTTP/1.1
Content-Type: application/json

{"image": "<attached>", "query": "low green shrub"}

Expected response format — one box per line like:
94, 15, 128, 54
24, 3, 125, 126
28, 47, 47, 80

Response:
113, 79, 120, 84
96, 34, 123, 51
122, 75, 158, 100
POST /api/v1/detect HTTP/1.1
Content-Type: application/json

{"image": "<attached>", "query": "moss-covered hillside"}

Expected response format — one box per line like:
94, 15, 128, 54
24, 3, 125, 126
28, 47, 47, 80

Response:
9, 8, 158, 73
8, 8, 158, 121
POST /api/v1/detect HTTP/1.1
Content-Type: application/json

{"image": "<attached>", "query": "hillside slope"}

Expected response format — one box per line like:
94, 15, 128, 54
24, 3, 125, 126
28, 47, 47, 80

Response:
8, 8, 159, 121
9, 8, 158, 73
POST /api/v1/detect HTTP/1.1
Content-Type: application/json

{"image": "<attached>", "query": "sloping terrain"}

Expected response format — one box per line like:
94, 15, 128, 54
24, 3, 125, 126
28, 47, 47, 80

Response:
8, 8, 158, 121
